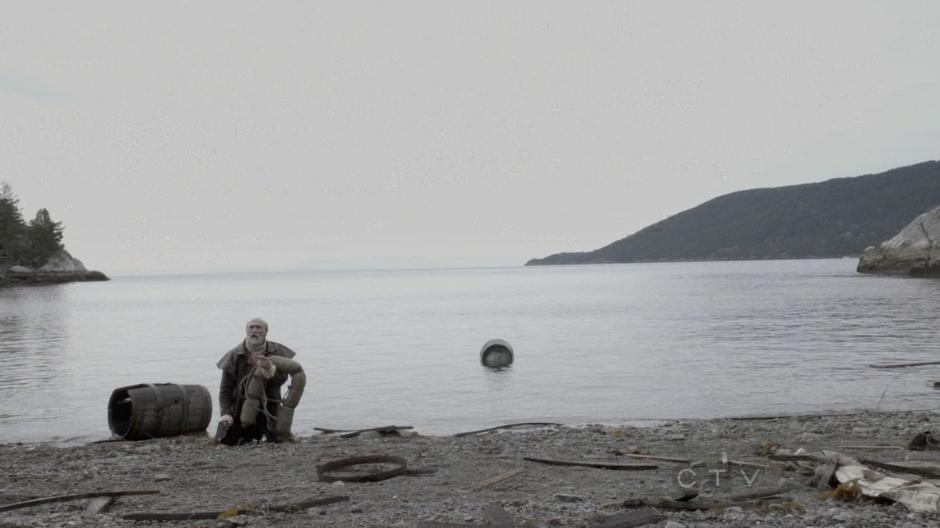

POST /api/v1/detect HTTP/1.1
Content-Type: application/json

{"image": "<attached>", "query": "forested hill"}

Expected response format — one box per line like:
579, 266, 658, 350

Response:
526, 160, 940, 266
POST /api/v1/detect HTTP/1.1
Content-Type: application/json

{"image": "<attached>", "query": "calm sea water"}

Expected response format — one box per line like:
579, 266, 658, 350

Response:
2, 259, 939, 444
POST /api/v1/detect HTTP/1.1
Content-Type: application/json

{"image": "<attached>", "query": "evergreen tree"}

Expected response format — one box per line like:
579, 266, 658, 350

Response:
0, 182, 27, 263
25, 208, 65, 267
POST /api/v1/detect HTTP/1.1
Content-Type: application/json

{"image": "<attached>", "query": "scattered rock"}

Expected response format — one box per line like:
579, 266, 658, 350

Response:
4, 410, 940, 528
851, 427, 875, 436
553, 493, 583, 503
225, 514, 249, 525
37, 250, 87, 272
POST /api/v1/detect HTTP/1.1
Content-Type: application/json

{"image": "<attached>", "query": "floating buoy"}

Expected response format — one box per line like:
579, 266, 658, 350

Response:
480, 339, 514, 368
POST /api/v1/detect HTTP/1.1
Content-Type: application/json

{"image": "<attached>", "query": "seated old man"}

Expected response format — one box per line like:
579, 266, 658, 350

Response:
216, 318, 305, 444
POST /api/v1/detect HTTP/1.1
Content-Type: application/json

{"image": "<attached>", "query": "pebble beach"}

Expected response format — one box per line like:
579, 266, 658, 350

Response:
4, 409, 940, 527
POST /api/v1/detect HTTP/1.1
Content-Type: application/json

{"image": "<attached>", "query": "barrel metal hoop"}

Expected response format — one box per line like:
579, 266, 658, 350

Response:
125, 387, 140, 439
175, 384, 189, 433
149, 384, 165, 438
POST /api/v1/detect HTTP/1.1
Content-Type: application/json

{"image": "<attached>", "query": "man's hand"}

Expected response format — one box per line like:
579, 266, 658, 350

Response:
254, 356, 277, 380
212, 414, 235, 445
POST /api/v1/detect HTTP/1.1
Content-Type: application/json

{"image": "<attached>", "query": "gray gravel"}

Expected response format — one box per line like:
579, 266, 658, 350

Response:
3, 409, 940, 527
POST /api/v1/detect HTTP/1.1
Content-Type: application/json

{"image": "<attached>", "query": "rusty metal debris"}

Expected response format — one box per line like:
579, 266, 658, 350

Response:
316, 454, 408, 482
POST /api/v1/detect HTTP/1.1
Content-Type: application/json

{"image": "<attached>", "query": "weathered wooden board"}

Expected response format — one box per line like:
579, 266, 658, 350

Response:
460, 469, 524, 493
523, 456, 657, 470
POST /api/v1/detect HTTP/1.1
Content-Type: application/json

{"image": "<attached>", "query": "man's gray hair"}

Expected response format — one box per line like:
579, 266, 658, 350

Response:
246, 317, 268, 331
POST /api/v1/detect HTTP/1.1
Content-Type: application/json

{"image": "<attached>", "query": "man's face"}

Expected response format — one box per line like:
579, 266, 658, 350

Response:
246, 322, 267, 345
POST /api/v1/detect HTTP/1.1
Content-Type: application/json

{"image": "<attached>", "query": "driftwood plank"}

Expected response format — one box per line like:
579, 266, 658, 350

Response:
454, 422, 562, 437
123, 495, 349, 522
860, 459, 940, 479
483, 502, 514, 527
598, 507, 664, 528
123, 512, 221, 521
523, 456, 657, 471
839, 445, 903, 450
0, 490, 159, 513
727, 459, 769, 469
339, 425, 414, 438
417, 522, 481, 528
461, 469, 524, 493
645, 498, 711, 511
270, 495, 350, 512
723, 482, 797, 502
648, 496, 796, 511
631, 482, 798, 511
314, 425, 413, 437
767, 453, 824, 463
869, 360, 940, 369
314, 427, 353, 433
868, 361, 940, 368
405, 468, 438, 476
624, 453, 690, 463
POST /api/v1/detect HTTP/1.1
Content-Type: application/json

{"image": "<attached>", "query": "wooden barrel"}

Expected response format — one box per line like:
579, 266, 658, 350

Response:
108, 383, 212, 440
480, 338, 514, 368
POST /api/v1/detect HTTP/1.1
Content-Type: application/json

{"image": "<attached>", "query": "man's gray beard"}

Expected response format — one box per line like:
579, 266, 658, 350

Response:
245, 336, 266, 353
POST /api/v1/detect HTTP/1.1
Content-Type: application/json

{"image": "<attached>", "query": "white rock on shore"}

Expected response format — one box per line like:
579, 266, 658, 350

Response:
858, 205, 940, 276
1, 249, 107, 284
37, 249, 87, 273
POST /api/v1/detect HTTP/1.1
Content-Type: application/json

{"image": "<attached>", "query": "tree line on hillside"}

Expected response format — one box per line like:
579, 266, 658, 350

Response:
0, 182, 65, 269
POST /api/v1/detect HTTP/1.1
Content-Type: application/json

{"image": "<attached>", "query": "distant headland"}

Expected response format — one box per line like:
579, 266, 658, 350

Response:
527, 160, 940, 266
0, 182, 108, 286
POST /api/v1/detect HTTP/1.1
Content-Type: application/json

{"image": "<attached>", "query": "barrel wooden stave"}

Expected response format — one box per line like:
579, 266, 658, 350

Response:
108, 383, 212, 440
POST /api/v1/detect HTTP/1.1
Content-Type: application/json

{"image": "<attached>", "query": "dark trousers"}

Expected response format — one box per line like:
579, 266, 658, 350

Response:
219, 398, 279, 445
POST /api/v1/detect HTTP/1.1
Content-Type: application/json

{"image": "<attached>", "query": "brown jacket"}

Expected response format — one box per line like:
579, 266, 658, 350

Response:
217, 340, 296, 416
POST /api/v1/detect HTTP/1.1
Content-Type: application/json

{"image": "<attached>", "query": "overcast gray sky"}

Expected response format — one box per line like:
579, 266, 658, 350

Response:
2, 1, 938, 274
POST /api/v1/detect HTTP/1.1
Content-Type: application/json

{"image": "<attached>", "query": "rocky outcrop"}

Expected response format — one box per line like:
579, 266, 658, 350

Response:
38, 250, 88, 273
857, 205, 940, 277
0, 249, 108, 286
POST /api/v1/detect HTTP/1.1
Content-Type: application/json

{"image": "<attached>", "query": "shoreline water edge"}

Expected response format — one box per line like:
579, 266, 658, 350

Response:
3, 409, 940, 527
